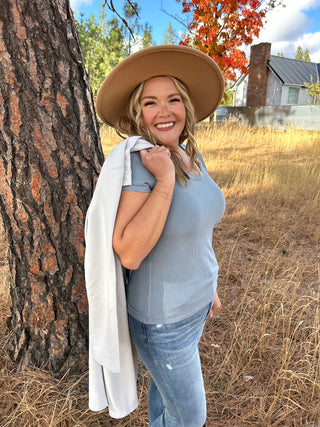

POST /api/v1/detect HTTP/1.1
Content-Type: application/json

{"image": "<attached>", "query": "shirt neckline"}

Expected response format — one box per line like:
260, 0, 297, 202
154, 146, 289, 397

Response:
179, 144, 202, 178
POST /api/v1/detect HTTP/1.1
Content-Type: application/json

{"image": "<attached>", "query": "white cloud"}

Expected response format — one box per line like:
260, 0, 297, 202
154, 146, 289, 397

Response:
251, 0, 320, 62
70, 0, 93, 12
265, 31, 320, 62
297, 31, 320, 61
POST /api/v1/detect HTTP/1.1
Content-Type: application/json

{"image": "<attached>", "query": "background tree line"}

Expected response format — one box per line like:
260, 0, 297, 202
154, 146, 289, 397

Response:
76, 2, 320, 108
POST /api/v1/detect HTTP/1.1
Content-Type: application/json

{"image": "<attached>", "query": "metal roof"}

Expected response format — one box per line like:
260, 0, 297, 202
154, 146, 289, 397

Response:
267, 55, 319, 86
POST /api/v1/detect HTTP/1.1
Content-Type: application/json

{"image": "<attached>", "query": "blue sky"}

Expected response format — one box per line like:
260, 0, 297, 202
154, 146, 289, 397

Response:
71, 0, 320, 62
71, 0, 189, 43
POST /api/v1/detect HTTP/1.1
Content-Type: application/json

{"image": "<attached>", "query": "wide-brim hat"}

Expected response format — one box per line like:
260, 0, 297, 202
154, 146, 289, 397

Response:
96, 45, 224, 127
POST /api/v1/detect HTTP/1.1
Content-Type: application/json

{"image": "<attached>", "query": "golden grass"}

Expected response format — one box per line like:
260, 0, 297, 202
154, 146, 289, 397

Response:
0, 122, 320, 426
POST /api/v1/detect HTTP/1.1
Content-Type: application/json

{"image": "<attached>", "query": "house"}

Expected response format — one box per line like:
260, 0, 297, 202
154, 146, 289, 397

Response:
232, 42, 320, 107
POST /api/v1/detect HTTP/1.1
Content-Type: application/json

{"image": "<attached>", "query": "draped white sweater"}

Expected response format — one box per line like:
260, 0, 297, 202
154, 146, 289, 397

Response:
84, 136, 152, 418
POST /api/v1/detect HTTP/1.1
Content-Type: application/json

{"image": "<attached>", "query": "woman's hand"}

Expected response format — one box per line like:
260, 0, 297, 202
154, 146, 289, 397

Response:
140, 145, 175, 184
209, 292, 221, 318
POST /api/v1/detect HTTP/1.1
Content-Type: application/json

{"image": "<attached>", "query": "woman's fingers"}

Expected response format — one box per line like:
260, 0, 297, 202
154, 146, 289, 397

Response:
140, 146, 175, 182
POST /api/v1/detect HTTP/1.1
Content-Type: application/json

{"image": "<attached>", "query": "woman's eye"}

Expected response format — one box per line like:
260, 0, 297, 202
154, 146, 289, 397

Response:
170, 98, 181, 103
144, 101, 155, 106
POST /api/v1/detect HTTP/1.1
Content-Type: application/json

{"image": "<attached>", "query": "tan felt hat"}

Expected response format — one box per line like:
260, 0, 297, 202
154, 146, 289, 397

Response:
96, 45, 224, 126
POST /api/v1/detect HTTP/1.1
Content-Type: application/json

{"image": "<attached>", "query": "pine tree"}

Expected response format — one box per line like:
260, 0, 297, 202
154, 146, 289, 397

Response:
303, 48, 311, 62
295, 46, 311, 62
295, 45, 304, 60
141, 23, 155, 49
75, 9, 125, 95
163, 22, 177, 45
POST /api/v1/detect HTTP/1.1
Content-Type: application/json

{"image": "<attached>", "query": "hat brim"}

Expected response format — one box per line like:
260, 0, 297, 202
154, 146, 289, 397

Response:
96, 45, 224, 126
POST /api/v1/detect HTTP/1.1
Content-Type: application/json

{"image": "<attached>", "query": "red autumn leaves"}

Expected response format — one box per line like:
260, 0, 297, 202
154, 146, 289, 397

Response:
177, 0, 278, 81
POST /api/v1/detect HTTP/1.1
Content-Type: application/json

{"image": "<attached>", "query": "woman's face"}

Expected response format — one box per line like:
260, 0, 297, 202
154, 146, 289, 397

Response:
140, 76, 186, 149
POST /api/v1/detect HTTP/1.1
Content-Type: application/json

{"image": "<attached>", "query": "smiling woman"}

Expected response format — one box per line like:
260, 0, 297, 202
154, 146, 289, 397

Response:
85, 45, 225, 426
116, 72, 204, 185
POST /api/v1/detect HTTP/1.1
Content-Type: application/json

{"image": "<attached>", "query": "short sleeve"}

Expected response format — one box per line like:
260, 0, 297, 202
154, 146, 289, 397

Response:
197, 152, 208, 172
123, 151, 156, 193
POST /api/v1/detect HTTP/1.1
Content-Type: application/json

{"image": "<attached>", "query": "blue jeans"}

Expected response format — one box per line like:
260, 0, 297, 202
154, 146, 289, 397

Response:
128, 303, 211, 426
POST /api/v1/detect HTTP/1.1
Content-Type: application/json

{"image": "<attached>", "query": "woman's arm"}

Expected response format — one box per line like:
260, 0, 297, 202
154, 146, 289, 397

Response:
113, 145, 175, 270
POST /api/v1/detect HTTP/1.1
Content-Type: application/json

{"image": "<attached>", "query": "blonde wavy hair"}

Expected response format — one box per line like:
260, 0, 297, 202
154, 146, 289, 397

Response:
116, 76, 201, 186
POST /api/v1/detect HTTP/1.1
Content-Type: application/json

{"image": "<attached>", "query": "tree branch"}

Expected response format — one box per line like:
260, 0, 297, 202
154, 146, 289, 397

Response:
160, 7, 189, 30
103, 0, 139, 39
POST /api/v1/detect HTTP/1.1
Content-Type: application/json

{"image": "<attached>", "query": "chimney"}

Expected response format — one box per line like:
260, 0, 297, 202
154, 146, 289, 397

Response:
246, 42, 271, 107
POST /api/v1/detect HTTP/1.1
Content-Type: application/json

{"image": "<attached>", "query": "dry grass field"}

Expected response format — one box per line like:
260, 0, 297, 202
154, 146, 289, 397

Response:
0, 122, 319, 426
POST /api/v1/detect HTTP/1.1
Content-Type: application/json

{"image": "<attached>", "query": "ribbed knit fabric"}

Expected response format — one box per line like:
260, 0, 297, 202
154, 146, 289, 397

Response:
123, 151, 225, 324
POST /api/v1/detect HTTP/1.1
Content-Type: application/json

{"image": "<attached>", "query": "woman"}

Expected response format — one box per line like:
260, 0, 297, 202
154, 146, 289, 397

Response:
90, 45, 225, 426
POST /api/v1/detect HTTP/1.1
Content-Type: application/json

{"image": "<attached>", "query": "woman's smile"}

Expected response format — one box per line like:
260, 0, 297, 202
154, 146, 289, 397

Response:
155, 122, 175, 130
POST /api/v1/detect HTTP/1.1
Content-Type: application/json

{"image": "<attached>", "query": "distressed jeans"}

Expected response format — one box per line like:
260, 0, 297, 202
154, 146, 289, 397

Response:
128, 303, 211, 427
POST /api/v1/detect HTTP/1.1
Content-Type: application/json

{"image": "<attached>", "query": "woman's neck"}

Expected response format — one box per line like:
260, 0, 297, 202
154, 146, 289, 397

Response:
177, 145, 198, 174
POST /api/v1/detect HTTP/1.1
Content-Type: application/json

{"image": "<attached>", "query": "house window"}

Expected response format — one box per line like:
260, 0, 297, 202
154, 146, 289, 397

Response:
288, 87, 299, 104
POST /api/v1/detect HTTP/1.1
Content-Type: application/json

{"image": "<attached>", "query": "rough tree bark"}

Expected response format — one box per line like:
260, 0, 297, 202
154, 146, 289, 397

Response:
0, 0, 104, 374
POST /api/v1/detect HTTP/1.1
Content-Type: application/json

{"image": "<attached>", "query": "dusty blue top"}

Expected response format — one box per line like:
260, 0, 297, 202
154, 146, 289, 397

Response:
123, 150, 225, 324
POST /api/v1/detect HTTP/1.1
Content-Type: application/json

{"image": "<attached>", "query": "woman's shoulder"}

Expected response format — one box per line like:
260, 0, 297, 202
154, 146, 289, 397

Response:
130, 151, 151, 173
125, 151, 156, 191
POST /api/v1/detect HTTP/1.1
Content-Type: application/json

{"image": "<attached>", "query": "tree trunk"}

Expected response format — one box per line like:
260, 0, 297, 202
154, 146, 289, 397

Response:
0, 0, 104, 374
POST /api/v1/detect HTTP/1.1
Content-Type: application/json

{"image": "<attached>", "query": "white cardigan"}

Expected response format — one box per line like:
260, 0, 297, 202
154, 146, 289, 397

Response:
84, 136, 153, 418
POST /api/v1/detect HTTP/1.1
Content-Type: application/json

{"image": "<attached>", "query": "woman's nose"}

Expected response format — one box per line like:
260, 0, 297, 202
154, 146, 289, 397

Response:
159, 102, 169, 116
